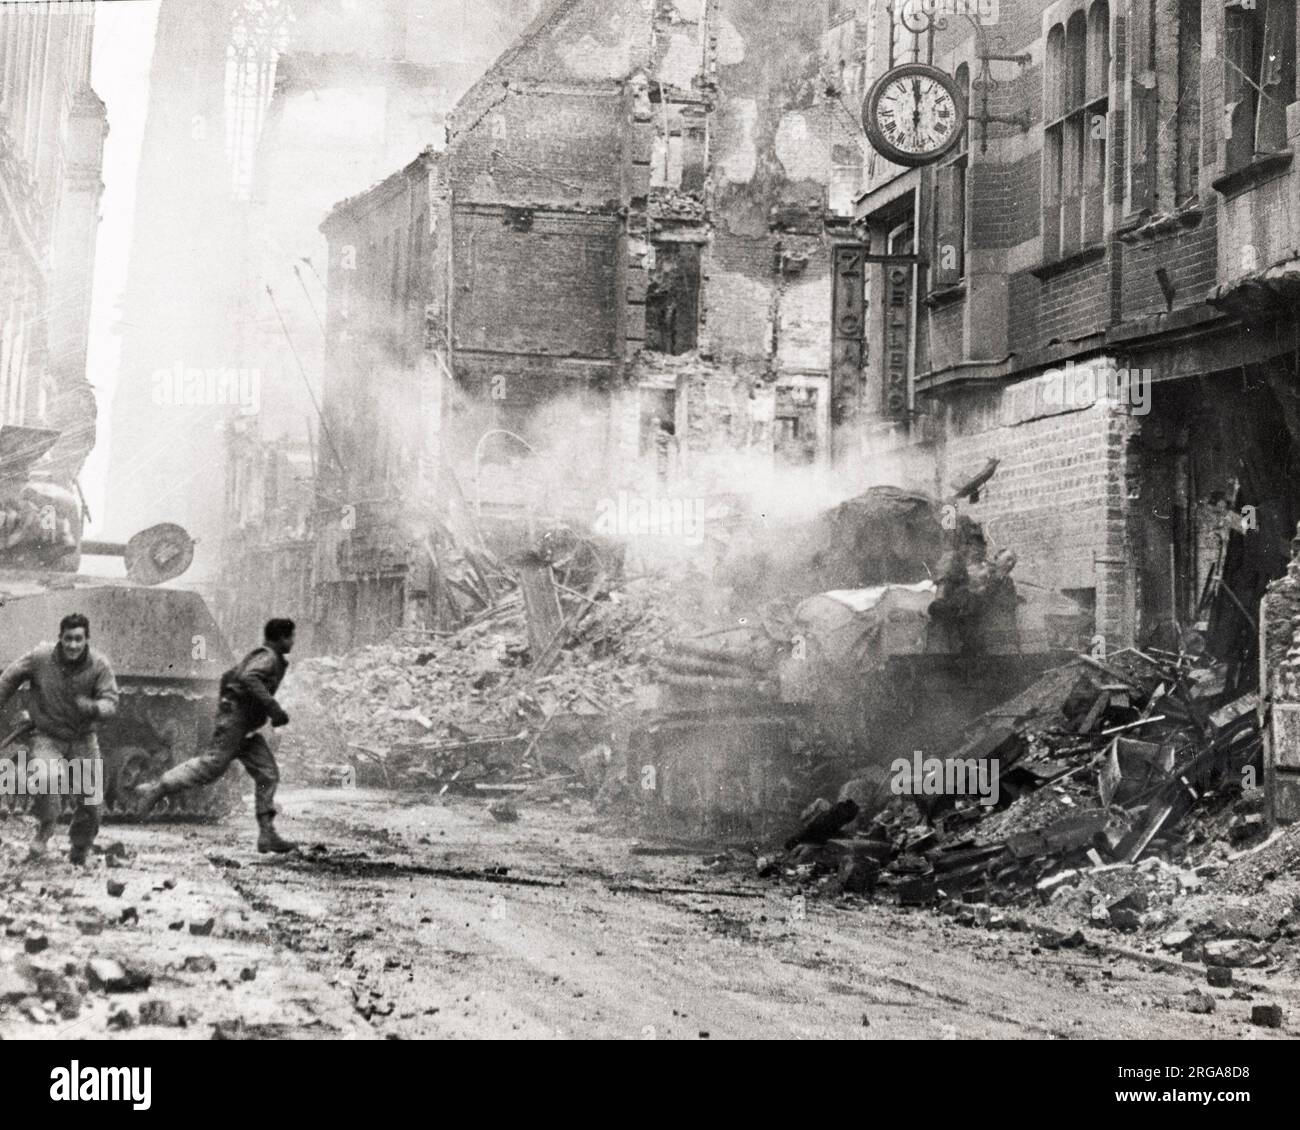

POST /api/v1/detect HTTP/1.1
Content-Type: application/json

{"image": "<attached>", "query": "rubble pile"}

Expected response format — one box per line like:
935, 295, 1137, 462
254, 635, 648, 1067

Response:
279, 570, 689, 795
760, 646, 1283, 954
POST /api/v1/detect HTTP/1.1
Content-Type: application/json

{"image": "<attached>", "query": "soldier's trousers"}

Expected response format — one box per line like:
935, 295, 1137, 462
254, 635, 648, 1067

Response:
30, 732, 102, 848
157, 699, 279, 817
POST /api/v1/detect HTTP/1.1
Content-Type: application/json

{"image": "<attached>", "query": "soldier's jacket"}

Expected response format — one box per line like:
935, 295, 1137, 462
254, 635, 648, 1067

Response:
219, 646, 289, 731
0, 643, 119, 741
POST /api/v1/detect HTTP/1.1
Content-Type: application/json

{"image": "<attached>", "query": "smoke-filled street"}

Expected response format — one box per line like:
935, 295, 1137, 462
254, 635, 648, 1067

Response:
8, 0, 1300, 1083
7, 787, 1294, 1041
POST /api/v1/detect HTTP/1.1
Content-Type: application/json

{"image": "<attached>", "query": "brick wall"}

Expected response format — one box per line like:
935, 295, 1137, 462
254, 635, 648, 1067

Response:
939, 381, 1137, 640
321, 154, 439, 500
861, 0, 1300, 381
1120, 203, 1219, 321
454, 353, 616, 409
449, 89, 627, 207
969, 152, 1041, 251
705, 0, 844, 392
776, 253, 833, 373
701, 235, 775, 362
451, 209, 621, 359
858, 0, 1300, 658
1038, 258, 1111, 345
1007, 271, 1041, 355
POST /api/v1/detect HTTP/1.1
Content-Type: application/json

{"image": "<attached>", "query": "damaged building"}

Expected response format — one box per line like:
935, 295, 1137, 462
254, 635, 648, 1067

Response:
0, 1, 106, 480
309, 0, 895, 646
12, 0, 1300, 1055
300, 0, 873, 643
275, 0, 1300, 819
853, 1, 1300, 810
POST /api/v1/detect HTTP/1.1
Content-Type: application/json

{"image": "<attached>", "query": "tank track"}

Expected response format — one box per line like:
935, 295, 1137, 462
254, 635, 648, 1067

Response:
105, 683, 246, 821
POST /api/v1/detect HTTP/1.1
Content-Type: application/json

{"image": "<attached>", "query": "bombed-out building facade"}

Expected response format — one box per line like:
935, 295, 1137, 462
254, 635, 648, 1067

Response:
306, 0, 885, 650
286, 0, 1300, 713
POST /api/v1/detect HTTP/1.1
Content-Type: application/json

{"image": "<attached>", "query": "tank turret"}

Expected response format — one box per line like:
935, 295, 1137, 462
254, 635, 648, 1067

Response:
2, 425, 195, 584
0, 425, 80, 569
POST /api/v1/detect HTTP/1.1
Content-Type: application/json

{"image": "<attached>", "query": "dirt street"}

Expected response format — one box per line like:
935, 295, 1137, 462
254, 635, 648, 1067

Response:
2, 789, 1297, 1040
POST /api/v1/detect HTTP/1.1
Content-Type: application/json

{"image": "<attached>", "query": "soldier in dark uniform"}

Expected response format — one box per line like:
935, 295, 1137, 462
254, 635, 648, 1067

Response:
136, 618, 297, 853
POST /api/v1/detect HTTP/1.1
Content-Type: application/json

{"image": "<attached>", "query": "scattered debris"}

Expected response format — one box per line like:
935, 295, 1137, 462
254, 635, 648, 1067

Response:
745, 649, 1267, 932
139, 999, 196, 1028
85, 958, 151, 994
488, 801, 520, 823
1250, 1003, 1284, 1029
278, 565, 676, 800
107, 1007, 136, 1030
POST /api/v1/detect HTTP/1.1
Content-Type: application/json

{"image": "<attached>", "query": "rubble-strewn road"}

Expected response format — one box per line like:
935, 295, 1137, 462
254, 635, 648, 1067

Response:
3, 790, 1296, 1040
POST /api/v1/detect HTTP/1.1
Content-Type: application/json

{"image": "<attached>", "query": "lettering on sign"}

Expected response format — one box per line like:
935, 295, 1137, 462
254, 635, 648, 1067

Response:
884, 266, 911, 418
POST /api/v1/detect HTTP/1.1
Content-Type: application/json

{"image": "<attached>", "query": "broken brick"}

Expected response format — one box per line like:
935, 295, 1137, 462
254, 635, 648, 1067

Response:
488, 801, 519, 823
85, 958, 150, 994
1108, 907, 1141, 932
1250, 1003, 1283, 1029
139, 999, 194, 1028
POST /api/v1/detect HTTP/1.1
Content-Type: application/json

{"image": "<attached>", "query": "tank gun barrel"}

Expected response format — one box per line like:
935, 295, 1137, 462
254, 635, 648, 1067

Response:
80, 540, 127, 557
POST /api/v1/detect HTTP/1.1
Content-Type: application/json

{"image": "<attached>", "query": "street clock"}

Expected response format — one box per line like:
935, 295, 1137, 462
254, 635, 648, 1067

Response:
862, 62, 967, 168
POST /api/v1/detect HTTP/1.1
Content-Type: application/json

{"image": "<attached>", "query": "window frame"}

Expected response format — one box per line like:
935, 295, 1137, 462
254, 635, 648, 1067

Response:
1222, 0, 1296, 175
1044, 2, 1111, 260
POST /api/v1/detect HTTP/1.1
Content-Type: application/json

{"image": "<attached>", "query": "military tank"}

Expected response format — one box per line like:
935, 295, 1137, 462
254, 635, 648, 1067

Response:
0, 424, 239, 818
630, 484, 1088, 836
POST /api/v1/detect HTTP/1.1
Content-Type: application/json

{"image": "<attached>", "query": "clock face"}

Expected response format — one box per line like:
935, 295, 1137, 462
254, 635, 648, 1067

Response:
863, 63, 966, 168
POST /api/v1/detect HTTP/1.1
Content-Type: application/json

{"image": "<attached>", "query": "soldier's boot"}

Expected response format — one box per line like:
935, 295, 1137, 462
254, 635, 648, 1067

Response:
68, 844, 88, 866
256, 813, 296, 854
134, 780, 169, 817
25, 826, 52, 862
